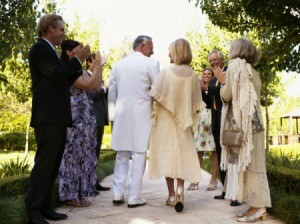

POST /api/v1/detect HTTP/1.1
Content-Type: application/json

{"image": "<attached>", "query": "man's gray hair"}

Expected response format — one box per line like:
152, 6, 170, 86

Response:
133, 35, 152, 50
208, 50, 224, 61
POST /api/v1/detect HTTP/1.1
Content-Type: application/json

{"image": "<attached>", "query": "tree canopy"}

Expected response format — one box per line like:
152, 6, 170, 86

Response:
0, 0, 38, 72
190, 0, 300, 73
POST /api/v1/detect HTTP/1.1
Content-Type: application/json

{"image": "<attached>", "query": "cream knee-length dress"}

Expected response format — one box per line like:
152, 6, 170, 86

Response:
148, 64, 206, 183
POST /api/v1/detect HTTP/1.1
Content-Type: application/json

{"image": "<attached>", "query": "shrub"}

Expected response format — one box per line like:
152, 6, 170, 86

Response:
269, 186, 300, 224
0, 159, 116, 224
0, 196, 27, 224
267, 164, 300, 195
0, 132, 36, 151
0, 175, 29, 198
99, 150, 116, 163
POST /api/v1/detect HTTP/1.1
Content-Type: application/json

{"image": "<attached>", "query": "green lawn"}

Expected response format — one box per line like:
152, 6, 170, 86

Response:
269, 144, 300, 159
0, 151, 35, 168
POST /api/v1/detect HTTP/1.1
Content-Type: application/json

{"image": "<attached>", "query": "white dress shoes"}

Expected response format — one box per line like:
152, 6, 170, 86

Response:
112, 195, 124, 205
127, 198, 147, 208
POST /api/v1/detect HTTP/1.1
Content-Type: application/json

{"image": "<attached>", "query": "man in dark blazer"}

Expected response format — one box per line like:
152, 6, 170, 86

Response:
86, 54, 110, 192
25, 14, 90, 224
202, 50, 240, 207
201, 50, 227, 199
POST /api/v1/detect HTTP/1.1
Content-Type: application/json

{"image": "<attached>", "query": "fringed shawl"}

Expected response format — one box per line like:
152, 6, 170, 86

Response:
149, 64, 206, 131
220, 58, 258, 172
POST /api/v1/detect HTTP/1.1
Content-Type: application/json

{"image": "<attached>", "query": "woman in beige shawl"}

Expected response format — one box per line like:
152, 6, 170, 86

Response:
148, 38, 205, 213
215, 38, 271, 222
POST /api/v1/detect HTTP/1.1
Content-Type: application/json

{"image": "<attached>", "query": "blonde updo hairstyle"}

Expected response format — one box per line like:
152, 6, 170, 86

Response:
169, 38, 192, 65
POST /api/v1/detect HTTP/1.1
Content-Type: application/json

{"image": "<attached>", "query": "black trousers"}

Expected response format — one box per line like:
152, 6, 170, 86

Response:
25, 125, 67, 218
211, 109, 227, 186
95, 126, 104, 160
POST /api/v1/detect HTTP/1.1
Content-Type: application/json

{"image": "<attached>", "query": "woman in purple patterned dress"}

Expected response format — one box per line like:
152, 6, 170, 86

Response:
58, 40, 103, 207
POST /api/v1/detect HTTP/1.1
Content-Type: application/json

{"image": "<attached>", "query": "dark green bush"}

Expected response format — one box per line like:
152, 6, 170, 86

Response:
0, 158, 115, 224
0, 175, 29, 198
267, 164, 300, 195
0, 132, 36, 151
99, 150, 116, 163
0, 196, 27, 224
268, 186, 300, 224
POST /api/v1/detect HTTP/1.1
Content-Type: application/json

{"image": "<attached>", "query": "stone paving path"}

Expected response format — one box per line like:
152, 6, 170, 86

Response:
51, 162, 284, 224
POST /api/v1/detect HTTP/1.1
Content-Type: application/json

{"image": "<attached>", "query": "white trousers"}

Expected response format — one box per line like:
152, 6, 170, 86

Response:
113, 151, 147, 202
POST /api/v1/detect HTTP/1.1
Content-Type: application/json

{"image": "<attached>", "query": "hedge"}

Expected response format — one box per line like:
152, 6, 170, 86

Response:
0, 154, 116, 224
0, 150, 116, 198
269, 186, 300, 224
0, 132, 36, 151
267, 164, 300, 195
201, 156, 300, 224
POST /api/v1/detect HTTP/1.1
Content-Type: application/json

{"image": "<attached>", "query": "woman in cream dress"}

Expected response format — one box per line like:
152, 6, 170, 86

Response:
148, 38, 205, 213
215, 38, 271, 222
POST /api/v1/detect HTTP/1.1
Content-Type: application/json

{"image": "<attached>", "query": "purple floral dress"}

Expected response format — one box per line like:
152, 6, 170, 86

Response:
59, 85, 98, 201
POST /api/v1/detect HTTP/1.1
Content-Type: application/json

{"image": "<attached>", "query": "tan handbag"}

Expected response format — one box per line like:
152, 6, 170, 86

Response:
222, 104, 243, 148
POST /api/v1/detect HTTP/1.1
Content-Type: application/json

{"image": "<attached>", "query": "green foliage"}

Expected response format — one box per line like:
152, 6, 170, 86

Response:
0, 0, 38, 74
0, 175, 29, 198
186, 21, 239, 75
99, 150, 116, 163
267, 148, 300, 170
96, 160, 115, 182
102, 36, 133, 80
65, 14, 100, 53
0, 196, 27, 224
190, 0, 300, 73
267, 164, 300, 195
0, 110, 30, 133
266, 79, 300, 135
269, 186, 300, 224
0, 156, 31, 179
0, 132, 36, 151
0, 157, 115, 224
1, 56, 32, 103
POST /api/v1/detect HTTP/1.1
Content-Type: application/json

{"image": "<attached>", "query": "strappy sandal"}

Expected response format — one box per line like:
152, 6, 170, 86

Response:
206, 182, 217, 191
187, 182, 199, 190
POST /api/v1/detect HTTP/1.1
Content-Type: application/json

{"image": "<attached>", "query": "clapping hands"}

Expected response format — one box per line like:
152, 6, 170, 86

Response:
212, 66, 225, 84
73, 44, 91, 63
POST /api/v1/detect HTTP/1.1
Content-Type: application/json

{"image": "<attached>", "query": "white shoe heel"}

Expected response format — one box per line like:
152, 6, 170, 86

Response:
237, 208, 267, 222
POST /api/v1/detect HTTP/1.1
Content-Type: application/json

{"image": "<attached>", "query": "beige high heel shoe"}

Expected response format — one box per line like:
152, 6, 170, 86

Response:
237, 208, 267, 222
187, 182, 199, 190
166, 195, 176, 207
206, 181, 217, 191
174, 186, 184, 213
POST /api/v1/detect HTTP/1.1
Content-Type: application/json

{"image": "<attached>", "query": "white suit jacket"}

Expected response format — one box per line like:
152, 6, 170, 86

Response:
108, 52, 160, 152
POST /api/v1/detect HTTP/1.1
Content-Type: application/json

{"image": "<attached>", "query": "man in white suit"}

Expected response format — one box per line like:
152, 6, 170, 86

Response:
108, 35, 160, 208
